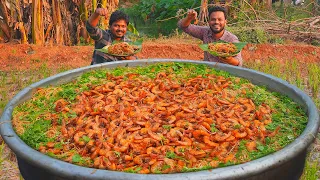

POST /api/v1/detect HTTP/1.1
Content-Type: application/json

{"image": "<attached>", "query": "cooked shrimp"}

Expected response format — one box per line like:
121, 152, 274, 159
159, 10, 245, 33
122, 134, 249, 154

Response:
139, 168, 150, 174
150, 161, 165, 173
214, 132, 231, 142
233, 129, 247, 138
193, 130, 210, 139
74, 132, 86, 146
133, 154, 150, 165
189, 149, 206, 157
163, 158, 176, 173
151, 85, 162, 94
174, 146, 186, 155
147, 147, 160, 155
203, 136, 218, 147
177, 137, 192, 146
246, 141, 257, 152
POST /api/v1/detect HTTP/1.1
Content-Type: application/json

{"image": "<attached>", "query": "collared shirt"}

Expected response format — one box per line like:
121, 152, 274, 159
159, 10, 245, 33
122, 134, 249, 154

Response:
178, 21, 243, 66
86, 21, 131, 65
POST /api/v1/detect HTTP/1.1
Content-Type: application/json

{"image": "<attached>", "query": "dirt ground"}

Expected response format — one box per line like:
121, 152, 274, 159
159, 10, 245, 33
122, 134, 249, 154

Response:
0, 40, 320, 179
0, 41, 320, 71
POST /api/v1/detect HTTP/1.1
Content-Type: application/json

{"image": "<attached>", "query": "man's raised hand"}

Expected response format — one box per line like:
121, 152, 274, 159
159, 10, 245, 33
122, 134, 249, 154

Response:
95, 8, 109, 18
187, 9, 197, 21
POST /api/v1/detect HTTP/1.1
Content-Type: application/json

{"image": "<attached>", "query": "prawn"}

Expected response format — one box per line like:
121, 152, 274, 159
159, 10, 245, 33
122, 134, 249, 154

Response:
74, 132, 86, 146
112, 89, 124, 97
163, 158, 177, 173
148, 129, 162, 141
246, 141, 256, 152
177, 137, 192, 146
189, 149, 206, 157
214, 132, 231, 142
133, 154, 150, 165
151, 85, 162, 94
233, 129, 247, 139
61, 119, 68, 137
160, 145, 175, 154
192, 130, 210, 139
139, 168, 150, 174
203, 136, 218, 147
174, 146, 186, 155
147, 147, 160, 155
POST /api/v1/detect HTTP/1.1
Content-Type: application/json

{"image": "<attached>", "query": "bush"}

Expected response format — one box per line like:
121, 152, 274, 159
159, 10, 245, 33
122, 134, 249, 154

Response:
121, 0, 200, 37
311, 39, 320, 46
228, 27, 268, 44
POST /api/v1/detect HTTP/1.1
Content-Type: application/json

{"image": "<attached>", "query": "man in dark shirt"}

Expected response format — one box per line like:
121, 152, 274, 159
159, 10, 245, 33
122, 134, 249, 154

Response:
178, 6, 243, 66
86, 9, 136, 65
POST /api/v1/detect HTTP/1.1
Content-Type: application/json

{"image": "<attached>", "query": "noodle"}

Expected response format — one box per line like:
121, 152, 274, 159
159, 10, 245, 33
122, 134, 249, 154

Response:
208, 42, 237, 56
107, 42, 139, 56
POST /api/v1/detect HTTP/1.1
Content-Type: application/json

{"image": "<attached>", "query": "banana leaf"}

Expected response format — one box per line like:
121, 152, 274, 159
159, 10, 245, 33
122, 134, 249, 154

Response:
199, 41, 247, 57
127, 23, 139, 36
95, 39, 143, 57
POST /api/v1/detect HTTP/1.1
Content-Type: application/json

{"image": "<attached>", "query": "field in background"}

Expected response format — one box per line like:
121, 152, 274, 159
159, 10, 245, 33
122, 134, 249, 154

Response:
0, 37, 319, 179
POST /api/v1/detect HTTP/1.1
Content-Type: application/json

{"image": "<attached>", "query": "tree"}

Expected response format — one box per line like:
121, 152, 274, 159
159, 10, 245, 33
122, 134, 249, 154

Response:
32, 0, 44, 45
2, 0, 119, 45
266, 0, 273, 8
0, 0, 11, 42
52, 0, 63, 45
15, 0, 28, 44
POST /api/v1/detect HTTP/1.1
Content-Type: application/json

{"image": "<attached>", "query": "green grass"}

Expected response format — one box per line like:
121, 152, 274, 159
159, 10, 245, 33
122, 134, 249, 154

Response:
0, 65, 72, 115
301, 160, 319, 180
0, 141, 5, 165
0, 140, 23, 179
307, 63, 320, 98
300, 150, 320, 180
245, 59, 319, 104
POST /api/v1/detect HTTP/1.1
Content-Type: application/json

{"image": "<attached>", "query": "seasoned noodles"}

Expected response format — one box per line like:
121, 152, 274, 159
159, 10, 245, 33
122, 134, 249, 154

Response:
208, 42, 237, 55
107, 42, 139, 56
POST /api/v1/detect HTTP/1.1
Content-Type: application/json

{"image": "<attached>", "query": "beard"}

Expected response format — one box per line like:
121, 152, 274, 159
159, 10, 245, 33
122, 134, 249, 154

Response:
114, 34, 124, 38
113, 30, 125, 38
210, 25, 225, 34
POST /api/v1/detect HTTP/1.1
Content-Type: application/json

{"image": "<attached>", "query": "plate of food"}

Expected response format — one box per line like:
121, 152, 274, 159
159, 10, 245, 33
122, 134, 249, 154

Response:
96, 40, 142, 57
199, 41, 247, 57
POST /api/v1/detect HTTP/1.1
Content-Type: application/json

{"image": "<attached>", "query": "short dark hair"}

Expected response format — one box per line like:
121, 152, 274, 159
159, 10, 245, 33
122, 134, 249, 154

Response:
208, 6, 227, 19
109, 10, 130, 26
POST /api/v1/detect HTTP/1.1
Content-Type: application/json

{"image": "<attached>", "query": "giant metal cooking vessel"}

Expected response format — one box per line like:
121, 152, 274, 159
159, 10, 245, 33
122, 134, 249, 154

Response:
0, 59, 319, 180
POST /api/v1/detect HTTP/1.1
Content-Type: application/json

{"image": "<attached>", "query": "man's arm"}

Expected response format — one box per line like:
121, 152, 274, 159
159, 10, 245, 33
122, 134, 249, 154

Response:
119, 55, 137, 60
88, 8, 109, 27
180, 9, 197, 28
218, 56, 241, 66
178, 9, 206, 40
86, 8, 110, 41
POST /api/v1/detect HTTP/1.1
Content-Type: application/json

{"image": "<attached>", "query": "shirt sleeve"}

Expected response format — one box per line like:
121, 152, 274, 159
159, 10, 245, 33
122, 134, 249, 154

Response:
177, 20, 206, 40
86, 20, 103, 41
